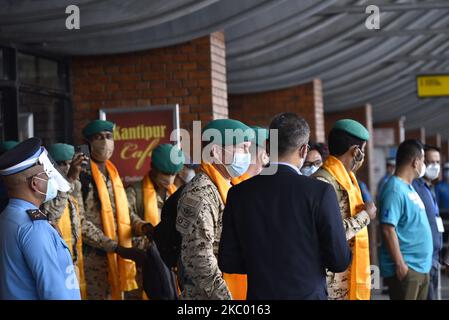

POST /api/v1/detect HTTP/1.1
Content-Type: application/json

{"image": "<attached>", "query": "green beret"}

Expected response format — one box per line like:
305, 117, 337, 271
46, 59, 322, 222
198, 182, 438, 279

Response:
82, 120, 115, 138
202, 119, 252, 145
332, 119, 369, 141
151, 144, 185, 174
48, 143, 75, 162
0, 140, 19, 155
250, 126, 269, 147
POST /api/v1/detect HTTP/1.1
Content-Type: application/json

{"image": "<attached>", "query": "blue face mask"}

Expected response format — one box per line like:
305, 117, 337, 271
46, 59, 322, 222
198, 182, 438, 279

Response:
35, 176, 59, 203
300, 165, 319, 177
220, 147, 251, 178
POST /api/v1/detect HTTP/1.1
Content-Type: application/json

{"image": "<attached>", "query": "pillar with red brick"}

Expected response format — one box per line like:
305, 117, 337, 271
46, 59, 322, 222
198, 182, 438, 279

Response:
405, 128, 426, 144
228, 79, 325, 143
373, 118, 405, 145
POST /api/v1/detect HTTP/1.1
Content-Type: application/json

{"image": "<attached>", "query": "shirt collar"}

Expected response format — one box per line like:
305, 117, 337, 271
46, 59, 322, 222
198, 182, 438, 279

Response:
8, 198, 39, 210
270, 162, 302, 175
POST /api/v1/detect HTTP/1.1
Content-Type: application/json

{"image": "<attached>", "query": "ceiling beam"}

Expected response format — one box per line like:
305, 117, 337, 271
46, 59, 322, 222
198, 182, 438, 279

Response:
318, 2, 449, 15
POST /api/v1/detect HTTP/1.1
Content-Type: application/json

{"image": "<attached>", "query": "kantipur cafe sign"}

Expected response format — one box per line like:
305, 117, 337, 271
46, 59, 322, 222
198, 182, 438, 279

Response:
100, 105, 180, 185
416, 74, 449, 98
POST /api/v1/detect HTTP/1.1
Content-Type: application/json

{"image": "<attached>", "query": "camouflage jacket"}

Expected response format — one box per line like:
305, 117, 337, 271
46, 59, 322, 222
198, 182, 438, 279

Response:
176, 172, 232, 300
77, 170, 147, 253
43, 181, 82, 263
125, 181, 165, 250
314, 168, 370, 300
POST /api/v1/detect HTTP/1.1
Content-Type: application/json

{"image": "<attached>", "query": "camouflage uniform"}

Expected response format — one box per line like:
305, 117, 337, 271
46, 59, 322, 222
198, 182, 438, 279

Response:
43, 180, 82, 263
125, 181, 167, 299
314, 170, 370, 300
78, 170, 147, 300
176, 172, 232, 300
126, 182, 166, 250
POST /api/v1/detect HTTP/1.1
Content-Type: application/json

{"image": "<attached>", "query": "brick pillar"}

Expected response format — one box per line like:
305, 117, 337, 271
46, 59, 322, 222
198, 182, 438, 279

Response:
373, 118, 405, 145
405, 128, 426, 144
71, 31, 227, 144
228, 79, 325, 143
426, 134, 442, 149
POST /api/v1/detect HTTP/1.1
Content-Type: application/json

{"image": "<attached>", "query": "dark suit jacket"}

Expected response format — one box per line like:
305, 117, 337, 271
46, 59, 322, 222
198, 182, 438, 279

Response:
218, 164, 352, 300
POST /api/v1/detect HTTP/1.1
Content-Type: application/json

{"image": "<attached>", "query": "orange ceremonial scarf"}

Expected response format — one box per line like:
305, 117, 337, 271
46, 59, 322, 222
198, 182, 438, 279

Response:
231, 172, 251, 186
142, 174, 177, 227
200, 162, 248, 300
58, 197, 87, 299
91, 160, 138, 300
322, 155, 371, 300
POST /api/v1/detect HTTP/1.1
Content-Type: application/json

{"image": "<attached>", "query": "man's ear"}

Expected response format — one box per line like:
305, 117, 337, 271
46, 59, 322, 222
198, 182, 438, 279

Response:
299, 144, 308, 159
29, 176, 38, 193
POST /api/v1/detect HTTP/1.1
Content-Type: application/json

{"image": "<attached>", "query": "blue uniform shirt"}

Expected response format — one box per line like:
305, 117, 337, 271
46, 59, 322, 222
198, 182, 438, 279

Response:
435, 181, 449, 210
379, 176, 433, 277
412, 178, 442, 267
0, 198, 81, 300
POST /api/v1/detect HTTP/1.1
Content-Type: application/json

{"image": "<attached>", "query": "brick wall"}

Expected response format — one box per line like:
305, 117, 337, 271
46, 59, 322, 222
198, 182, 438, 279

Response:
373, 118, 405, 145
426, 134, 441, 149
228, 79, 325, 143
71, 31, 227, 144
405, 128, 426, 144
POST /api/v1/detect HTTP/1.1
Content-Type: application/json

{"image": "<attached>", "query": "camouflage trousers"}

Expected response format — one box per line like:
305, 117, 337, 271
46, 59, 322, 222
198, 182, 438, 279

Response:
326, 269, 349, 300
83, 246, 142, 300
83, 247, 112, 300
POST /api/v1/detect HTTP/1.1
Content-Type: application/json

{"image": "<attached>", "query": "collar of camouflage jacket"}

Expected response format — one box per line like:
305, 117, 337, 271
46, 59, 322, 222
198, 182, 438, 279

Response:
200, 162, 231, 204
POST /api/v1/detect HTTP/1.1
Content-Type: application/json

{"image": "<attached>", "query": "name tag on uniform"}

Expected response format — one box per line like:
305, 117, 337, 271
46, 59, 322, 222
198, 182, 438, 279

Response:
436, 216, 445, 233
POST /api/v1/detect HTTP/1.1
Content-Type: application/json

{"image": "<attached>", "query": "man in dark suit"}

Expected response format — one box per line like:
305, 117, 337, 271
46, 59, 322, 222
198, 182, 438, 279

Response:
218, 113, 352, 300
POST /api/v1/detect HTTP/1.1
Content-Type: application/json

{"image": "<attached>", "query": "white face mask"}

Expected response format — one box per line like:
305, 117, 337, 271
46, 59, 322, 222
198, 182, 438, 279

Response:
34, 175, 58, 203
425, 164, 440, 180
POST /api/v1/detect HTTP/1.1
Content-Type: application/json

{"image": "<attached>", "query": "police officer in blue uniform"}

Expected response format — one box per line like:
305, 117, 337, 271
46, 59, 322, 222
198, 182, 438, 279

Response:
0, 138, 81, 300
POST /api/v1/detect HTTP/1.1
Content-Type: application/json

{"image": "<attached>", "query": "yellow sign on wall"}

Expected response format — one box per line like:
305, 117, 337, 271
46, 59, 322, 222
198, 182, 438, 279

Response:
417, 75, 449, 98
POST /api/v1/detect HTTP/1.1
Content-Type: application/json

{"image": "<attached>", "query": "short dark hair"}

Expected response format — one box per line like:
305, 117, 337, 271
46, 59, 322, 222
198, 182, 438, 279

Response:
269, 113, 310, 156
309, 142, 329, 161
396, 139, 424, 168
328, 129, 365, 156
424, 144, 440, 153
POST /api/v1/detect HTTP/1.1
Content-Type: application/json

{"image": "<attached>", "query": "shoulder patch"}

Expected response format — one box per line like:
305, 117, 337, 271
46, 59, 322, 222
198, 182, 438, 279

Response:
26, 209, 48, 221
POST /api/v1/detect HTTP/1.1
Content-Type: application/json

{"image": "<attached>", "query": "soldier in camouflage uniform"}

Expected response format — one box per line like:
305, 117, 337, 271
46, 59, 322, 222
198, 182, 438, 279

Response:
126, 143, 184, 297
313, 120, 376, 300
43, 143, 88, 298
126, 144, 185, 250
78, 120, 152, 300
176, 119, 252, 300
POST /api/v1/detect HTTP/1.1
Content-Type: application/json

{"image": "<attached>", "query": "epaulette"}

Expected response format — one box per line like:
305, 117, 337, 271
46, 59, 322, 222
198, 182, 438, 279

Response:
26, 209, 48, 221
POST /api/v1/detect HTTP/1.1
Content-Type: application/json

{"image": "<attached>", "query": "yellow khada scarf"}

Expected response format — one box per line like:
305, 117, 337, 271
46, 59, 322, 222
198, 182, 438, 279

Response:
58, 196, 87, 299
322, 155, 371, 300
142, 174, 177, 227
91, 160, 138, 300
